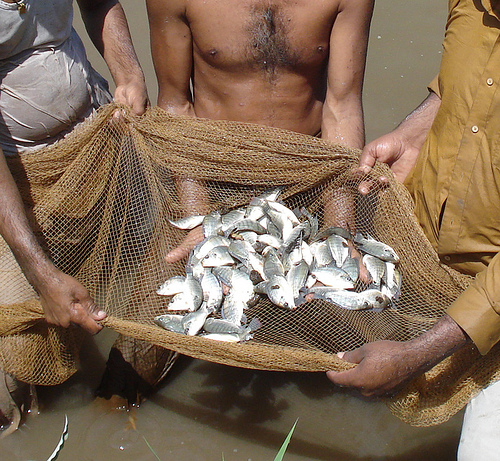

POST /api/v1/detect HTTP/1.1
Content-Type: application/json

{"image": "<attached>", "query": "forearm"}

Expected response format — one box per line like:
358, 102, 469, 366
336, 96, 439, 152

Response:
79, 0, 145, 89
393, 91, 441, 156
406, 313, 470, 373
321, 99, 365, 149
0, 153, 55, 291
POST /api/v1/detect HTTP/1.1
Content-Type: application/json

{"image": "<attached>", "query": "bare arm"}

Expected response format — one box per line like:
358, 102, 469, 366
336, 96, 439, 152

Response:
326, 314, 469, 397
77, 0, 148, 115
146, 0, 194, 115
0, 148, 106, 334
321, 0, 374, 148
358, 91, 441, 186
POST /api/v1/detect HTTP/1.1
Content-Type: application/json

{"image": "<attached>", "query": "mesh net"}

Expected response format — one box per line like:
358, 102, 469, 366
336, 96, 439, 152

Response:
0, 103, 498, 427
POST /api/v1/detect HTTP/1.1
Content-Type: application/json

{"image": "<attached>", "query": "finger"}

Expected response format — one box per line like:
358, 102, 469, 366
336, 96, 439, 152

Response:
358, 179, 374, 196
326, 368, 359, 388
358, 145, 378, 171
88, 303, 107, 321
74, 310, 103, 335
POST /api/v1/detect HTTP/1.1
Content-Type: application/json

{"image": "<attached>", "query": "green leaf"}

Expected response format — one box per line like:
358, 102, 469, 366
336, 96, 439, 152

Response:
273, 418, 298, 461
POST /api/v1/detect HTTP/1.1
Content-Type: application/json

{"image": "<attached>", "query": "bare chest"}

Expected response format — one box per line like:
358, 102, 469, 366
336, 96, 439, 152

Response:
187, 0, 338, 73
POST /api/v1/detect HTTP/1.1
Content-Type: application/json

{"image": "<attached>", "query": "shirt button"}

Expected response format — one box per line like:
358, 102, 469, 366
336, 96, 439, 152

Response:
443, 255, 451, 262
487, 77, 494, 86
471, 125, 479, 133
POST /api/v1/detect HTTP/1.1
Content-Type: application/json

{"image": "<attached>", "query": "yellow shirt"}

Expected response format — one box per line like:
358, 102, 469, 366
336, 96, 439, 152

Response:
406, 0, 500, 354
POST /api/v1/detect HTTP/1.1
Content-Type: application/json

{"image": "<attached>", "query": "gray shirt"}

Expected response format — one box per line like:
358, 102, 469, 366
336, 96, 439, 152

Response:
0, 0, 72, 60
0, 0, 111, 155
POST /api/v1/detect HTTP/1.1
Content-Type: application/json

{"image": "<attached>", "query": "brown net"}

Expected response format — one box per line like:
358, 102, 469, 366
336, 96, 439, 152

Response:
0, 103, 498, 427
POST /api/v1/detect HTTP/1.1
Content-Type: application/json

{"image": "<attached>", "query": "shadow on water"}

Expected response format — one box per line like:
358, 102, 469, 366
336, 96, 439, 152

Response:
142, 355, 460, 461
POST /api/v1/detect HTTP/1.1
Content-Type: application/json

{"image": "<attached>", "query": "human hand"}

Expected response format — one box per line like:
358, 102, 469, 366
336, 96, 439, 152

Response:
36, 268, 106, 335
114, 80, 149, 116
326, 340, 425, 398
164, 226, 204, 264
356, 132, 419, 195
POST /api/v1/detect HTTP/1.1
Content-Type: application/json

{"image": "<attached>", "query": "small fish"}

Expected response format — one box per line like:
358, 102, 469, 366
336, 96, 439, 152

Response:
287, 260, 310, 300
265, 274, 296, 309
310, 240, 333, 267
262, 246, 285, 278
310, 266, 354, 290
363, 254, 386, 288
154, 313, 186, 333
311, 226, 351, 243
202, 246, 235, 267
203, 210, 223, 237
354, 233, 400, 263
182, 304, 211, 336
224, 218, 268, 236
221, 293, 247, 325
203, 317, 247, 334
201, 318, 261, 342
362, 288, 392, 311
201, 269, 223, 311
168, 214, 205, 230
167, 274, 203, 311
341, 256, 359, 282
326, 234, 349, 267
157, 275, 186, 296
257, 233, 282, 249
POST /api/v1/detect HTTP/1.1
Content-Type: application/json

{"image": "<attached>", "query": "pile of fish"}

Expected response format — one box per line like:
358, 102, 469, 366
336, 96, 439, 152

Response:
155, 188, 402, 342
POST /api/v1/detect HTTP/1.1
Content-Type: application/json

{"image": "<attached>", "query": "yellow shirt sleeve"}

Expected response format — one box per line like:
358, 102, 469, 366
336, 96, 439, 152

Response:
427, 74, 441, 99
447, 252, 500, 354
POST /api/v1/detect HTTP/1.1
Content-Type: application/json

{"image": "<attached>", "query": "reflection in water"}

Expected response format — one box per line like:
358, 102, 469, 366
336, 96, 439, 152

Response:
0, 1, 462, 459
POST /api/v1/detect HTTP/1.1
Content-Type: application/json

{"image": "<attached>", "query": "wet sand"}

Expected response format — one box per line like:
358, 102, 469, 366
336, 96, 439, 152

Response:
0, 1, 461, 460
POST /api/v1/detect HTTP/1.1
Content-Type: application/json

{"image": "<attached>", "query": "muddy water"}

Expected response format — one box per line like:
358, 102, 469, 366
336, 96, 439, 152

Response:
0, 1, 462, 460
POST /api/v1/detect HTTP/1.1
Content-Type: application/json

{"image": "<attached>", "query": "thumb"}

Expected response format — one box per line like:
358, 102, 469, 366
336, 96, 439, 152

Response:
337, 349, 364, 365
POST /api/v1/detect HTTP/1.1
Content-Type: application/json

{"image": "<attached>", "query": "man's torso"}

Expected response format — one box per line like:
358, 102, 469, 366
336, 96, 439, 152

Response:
185, 0, 341, 134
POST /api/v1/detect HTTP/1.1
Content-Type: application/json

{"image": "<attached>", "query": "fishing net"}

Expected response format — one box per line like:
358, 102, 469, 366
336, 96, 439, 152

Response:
0, 103, 498, 427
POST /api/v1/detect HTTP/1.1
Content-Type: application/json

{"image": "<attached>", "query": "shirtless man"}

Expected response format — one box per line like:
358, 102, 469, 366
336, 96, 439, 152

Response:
146, 0, 374, 261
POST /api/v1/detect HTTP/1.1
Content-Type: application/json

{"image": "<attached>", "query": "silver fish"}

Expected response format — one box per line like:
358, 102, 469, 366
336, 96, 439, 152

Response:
154, 313, 186, 333
310, 240, 333, 267
316, 289, 374, 310
203, 317, 246, 334
157, 275, 186, 296
201, 317, 262, 342
167, 274, 203, 311
182, 304, 211, 336
287, 260, 310, 300
341, 256, 359, 283
202, 210, 223, 237
265, 274, 296, 309
363, 254, 386, 288
262, 246, 285, 278
201, 269, 223, 311
224, 218, 268, 236
362, 289, 392, 311
311, 226, 352, 243
202, 246, 235, 267
267, 200, 300, 226
192, 235, 231, 260
168, 214, 205, 230
257, 233, 282, 249
382, 262, 402, 300
221, 208, 246, 232
310, 266, 354, 290
326, 234, 349, 267
354, 233, 400, 263
221, 292, 246, 325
